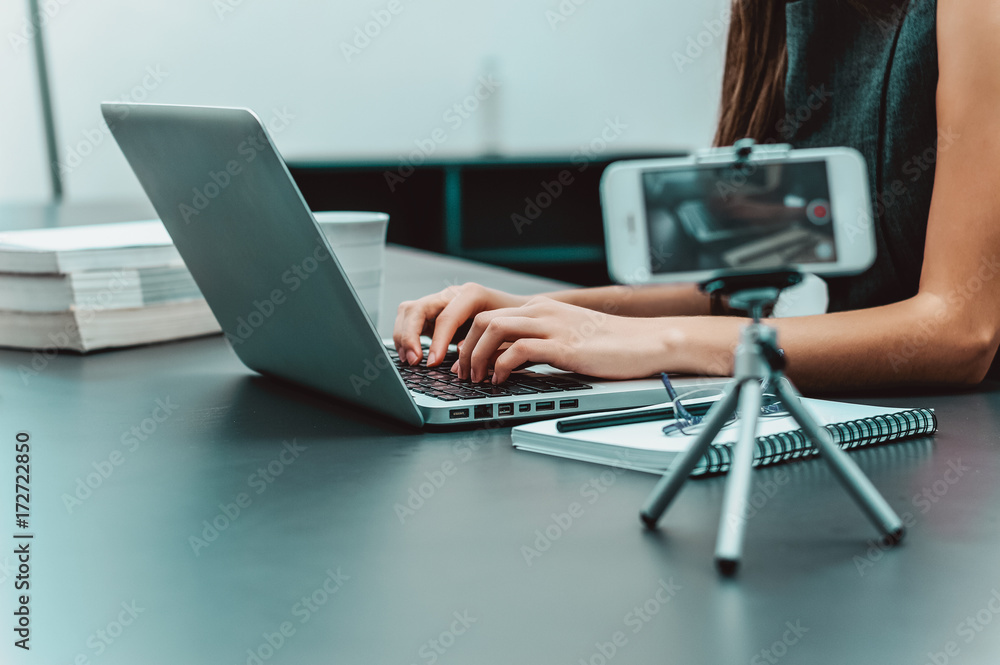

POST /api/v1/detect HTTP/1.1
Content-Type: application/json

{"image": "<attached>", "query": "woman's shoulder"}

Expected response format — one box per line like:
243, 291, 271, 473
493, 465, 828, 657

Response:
936, 0, 1000, 76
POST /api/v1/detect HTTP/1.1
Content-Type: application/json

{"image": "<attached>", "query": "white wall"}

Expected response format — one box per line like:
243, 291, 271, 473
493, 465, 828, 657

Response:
0, 1, 52, 202
5, 0, 732, 203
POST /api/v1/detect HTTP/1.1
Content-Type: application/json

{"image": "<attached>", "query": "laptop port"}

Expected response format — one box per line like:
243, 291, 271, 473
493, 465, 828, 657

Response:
518, 403, 532, 413
498, 403, 514, 417
559, 399, 579, 410
474, 404, 494, 419
449, 408, 469, 420
536, 401, 555, 412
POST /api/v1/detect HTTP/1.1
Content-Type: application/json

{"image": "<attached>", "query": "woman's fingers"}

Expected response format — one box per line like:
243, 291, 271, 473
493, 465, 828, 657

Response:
457, 297, 558, 381
456, 306, 525, 380
425, 287, 485, 366
492, 339, 563, 384
467, 316, 548, 382
393, 294, 447, 364
449, 296, 661, 383
393, 283, 516, 367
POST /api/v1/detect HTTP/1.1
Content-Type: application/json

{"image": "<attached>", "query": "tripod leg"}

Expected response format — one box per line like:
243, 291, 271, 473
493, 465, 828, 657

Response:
714, 379, 763, 576
640, 382, 743, 529
774, 379, 905, 544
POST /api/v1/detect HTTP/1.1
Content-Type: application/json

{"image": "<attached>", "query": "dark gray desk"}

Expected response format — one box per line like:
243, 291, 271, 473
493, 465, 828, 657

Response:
4, 218, 1000, 664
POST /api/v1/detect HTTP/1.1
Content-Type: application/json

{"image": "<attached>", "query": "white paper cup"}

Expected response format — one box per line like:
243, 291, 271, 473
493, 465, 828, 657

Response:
313, 211, 389, 327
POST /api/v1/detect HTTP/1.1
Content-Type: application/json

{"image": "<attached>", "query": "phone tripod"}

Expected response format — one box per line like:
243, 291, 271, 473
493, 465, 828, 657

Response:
640, 271, 904, 575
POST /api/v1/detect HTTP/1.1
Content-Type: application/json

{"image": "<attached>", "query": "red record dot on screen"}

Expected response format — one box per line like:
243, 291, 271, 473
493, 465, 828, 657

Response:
807, 199, 831, 225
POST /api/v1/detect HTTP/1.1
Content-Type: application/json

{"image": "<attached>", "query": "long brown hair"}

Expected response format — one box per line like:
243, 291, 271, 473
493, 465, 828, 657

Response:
714, 0, 901, 147
714, 0, 789, 146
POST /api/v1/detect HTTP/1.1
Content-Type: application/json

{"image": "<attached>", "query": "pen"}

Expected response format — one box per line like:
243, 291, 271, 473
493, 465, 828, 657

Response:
555, 400, 716, 433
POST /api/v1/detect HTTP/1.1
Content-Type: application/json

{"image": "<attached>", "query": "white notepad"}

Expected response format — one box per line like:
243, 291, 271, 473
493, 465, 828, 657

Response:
512, 397, 937, 476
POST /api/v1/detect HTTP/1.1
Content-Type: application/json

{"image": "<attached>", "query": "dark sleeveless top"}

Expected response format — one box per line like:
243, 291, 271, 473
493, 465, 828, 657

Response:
783, 0, 938, 312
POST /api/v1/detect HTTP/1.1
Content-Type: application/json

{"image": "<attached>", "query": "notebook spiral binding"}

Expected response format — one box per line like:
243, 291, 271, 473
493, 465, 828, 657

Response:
693, 408, 938, 477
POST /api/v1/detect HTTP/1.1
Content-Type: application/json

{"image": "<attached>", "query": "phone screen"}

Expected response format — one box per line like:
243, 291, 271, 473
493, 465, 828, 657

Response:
642, 160, 836, 274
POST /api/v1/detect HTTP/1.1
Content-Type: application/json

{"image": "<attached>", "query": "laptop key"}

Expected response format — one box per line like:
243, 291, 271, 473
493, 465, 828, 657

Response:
476, 385, 513, 397
503, 385, 541, 395
526, 385, 564, 393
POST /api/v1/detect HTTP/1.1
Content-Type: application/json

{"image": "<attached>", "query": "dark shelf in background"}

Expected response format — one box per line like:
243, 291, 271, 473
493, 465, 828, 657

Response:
288, 153, 683, 286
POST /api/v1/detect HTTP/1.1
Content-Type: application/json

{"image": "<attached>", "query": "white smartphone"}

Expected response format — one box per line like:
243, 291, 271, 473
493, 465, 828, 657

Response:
600, 146, 876, 285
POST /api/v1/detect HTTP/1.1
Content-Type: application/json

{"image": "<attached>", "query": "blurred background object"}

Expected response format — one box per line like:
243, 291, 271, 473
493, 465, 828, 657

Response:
1, 0, 729, 282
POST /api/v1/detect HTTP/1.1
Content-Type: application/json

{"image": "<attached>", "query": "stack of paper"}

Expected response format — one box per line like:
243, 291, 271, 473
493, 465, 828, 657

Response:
0, 215, 389, 353
0, 221, 220, 352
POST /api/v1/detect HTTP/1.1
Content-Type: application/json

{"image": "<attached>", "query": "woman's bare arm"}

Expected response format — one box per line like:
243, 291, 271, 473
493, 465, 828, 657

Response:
456, 0, 1000, 390
393, 282, 708, 367
540, 283, 710, 318
766, 0, 1000, 389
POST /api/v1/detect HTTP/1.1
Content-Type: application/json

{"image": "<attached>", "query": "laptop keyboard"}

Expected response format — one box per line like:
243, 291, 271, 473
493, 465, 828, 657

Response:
387, 347, 592, 402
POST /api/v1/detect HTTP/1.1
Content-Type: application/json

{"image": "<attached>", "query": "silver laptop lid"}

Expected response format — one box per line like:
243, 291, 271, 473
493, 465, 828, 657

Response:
103, 103, 423, 427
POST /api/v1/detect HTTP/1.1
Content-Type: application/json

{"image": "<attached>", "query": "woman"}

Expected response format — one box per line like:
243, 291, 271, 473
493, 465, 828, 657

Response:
393, 0, 1000, 391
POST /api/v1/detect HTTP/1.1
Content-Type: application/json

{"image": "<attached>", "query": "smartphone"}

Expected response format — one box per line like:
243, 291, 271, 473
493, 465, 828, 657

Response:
600, 147, 876, 285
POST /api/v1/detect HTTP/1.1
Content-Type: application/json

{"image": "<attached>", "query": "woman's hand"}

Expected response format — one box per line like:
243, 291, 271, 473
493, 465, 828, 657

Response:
453, 296, 669, 383
393, 282, 529, 367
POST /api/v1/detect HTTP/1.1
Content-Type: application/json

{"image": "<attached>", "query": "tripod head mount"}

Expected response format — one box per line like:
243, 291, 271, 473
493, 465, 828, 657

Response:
699, 270, 803, 322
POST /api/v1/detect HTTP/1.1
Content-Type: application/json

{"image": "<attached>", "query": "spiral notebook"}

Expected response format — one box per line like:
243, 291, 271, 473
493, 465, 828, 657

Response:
511, 397, 937, 476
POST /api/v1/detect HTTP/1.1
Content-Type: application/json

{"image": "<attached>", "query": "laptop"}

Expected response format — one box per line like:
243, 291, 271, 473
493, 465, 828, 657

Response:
104, 103, 722, 427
